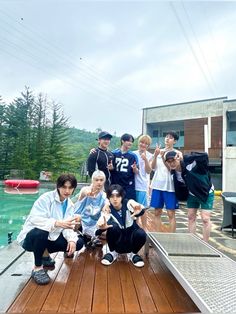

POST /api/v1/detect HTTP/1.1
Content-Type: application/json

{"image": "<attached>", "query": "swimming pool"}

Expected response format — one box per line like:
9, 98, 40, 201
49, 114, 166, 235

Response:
0, 186, 50, 248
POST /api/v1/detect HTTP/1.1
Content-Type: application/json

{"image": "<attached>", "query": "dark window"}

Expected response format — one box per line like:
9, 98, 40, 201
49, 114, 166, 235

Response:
227, 111, 236, 146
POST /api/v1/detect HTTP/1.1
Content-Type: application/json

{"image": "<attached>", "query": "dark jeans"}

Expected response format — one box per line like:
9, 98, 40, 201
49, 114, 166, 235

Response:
106, 225, 146, 254
22, 228, 84, 266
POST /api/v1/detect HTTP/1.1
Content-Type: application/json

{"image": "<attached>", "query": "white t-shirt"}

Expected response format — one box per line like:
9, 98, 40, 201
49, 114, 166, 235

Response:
150, 154, 174, 192
134, 150, 153, 192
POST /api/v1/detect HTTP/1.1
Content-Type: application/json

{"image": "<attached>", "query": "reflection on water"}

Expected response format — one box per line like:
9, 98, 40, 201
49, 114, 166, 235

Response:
4, 187, 39, 195
0, 186, 50, 248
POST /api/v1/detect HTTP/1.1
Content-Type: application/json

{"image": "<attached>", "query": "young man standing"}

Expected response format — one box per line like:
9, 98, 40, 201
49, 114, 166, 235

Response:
150, 131, 182, 232
133, 135, 153, 230
111, 133, 139, 200
87, 131, 114, 191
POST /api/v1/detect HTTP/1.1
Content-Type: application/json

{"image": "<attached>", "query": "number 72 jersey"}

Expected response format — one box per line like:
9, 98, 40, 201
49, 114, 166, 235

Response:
111, 149, 139, 188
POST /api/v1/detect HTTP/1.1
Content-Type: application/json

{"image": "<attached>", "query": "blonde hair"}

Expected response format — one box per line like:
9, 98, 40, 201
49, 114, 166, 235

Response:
91, 170, 106, 182
138, 134, 152, 146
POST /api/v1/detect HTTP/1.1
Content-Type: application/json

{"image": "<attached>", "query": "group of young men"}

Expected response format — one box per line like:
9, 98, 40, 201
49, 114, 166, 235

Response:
17, 130, 214, 285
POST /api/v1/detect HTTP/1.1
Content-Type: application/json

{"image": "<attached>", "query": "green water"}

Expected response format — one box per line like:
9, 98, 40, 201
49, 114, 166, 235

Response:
0, 186, 50, 248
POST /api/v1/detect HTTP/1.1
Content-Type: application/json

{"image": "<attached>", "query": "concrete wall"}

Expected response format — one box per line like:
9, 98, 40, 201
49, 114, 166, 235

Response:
222, 101, 236, 192
143, 97, 226, 129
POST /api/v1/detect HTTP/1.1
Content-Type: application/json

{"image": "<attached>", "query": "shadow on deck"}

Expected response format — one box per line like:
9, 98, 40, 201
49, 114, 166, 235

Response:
7, 212, 199, 313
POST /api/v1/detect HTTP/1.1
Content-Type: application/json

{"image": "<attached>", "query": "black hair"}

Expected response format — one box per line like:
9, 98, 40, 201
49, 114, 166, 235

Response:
120, 133, 134, 144
106, 184, 126, 200
166, 130, 179, 141
56, 174, 77, 189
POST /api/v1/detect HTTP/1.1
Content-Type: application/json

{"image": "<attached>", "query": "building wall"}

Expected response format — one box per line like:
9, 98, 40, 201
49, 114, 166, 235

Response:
143, 97, 226, 128
222, 101, 236, 192
184, 118, 206, 151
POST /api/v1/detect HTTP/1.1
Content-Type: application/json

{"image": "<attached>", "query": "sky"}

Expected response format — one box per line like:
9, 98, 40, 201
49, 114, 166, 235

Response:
1, 0, 236, 137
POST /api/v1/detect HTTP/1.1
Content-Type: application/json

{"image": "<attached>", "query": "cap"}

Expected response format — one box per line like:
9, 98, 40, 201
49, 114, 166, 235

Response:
97, 131, 112, 140
164, 150, 177, 161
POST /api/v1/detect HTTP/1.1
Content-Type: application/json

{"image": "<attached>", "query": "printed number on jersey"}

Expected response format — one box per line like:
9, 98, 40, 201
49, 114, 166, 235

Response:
115, 158, 129, 172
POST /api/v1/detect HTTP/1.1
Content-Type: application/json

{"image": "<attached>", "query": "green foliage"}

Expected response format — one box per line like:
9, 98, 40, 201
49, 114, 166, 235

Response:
0, 88, 138, 180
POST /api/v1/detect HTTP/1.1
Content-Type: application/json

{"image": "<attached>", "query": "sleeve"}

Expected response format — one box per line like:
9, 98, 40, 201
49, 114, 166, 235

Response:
63, 200, 82, 243
27, 194, 57, 232
62, 229, 79, 243
87, 150, 98, 177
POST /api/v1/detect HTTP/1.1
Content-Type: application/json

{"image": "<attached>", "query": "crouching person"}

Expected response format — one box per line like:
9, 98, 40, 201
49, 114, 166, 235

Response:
74, 170, 108, 248
97, 184, 146, 267
17, 174, 84, 285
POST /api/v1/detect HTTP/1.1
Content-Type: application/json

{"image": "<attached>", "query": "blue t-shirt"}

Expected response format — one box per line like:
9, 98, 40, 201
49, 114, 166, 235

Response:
74, 191, 106, 227
111, 149, 139, 188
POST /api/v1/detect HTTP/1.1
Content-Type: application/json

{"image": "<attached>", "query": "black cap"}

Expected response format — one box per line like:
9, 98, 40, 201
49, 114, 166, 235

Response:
164, 150, 177, 161
97, 131, 112, 140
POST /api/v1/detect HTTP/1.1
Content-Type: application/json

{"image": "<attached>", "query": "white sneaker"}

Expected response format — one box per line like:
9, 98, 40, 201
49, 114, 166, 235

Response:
128, 253, 144, 268
101, 251, 118, 266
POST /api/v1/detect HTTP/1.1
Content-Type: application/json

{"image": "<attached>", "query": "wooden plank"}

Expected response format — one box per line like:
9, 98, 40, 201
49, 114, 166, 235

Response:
141, 251, 173, 313
92, 249, 108, 313
130, 262, 157, 313
40, 255, 74, 313
118, 259, 141, 313
74, 250, 96, 313
7, 280, 37, 313
7, 253, 59, 313
149, 252, 199, 313
22, 253, 64, 313
58, 251, 86, 313
107, 262, 125, 313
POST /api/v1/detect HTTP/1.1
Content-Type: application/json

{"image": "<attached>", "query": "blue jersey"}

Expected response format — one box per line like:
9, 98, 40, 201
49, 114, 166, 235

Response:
111, 149, 139, 189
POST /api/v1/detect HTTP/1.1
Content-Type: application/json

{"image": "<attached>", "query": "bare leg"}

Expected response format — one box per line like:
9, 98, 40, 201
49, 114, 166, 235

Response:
188, 208, 198, 234
43, 249, 49, 257
139, 212, 147, 231
201, 210, 211, 242
154, 208, 163, 231
167, 210, 176, 233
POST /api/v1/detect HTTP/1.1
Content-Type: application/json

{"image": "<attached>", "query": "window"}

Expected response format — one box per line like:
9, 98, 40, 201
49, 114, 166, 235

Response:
226, 111, 236, 146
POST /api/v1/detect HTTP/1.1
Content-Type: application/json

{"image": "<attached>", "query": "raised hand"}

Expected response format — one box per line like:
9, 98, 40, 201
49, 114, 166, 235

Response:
89, 148, 96, 154
97, 215, 113, 230
55, 217, 77, 229
140, 152, 147, 161
131, 161, 139, 174
154, 144, 161, 157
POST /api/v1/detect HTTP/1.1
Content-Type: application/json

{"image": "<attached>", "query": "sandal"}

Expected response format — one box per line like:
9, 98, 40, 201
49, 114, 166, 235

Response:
31, 269, 50, 285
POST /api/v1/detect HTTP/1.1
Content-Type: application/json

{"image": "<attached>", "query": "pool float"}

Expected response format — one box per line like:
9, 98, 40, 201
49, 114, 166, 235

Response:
4, 179, 40, 188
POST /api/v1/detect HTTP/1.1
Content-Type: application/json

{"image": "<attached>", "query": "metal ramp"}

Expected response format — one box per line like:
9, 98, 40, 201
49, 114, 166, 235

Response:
147, 232, 236, 313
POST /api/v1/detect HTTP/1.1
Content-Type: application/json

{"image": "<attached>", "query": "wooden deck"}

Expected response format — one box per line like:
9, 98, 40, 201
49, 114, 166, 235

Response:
7, 212, 200, 313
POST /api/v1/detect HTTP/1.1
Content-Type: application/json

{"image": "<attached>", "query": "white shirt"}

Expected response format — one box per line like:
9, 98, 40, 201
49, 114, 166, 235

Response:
151, 154, 174, 192
17, 190, 78, 245
134, 150, 153, 192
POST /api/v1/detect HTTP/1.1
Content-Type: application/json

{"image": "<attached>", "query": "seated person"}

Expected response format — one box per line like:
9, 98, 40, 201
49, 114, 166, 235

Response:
17, 174, 84, 285
97, 184, 146, 267
74, 170, 108, 247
